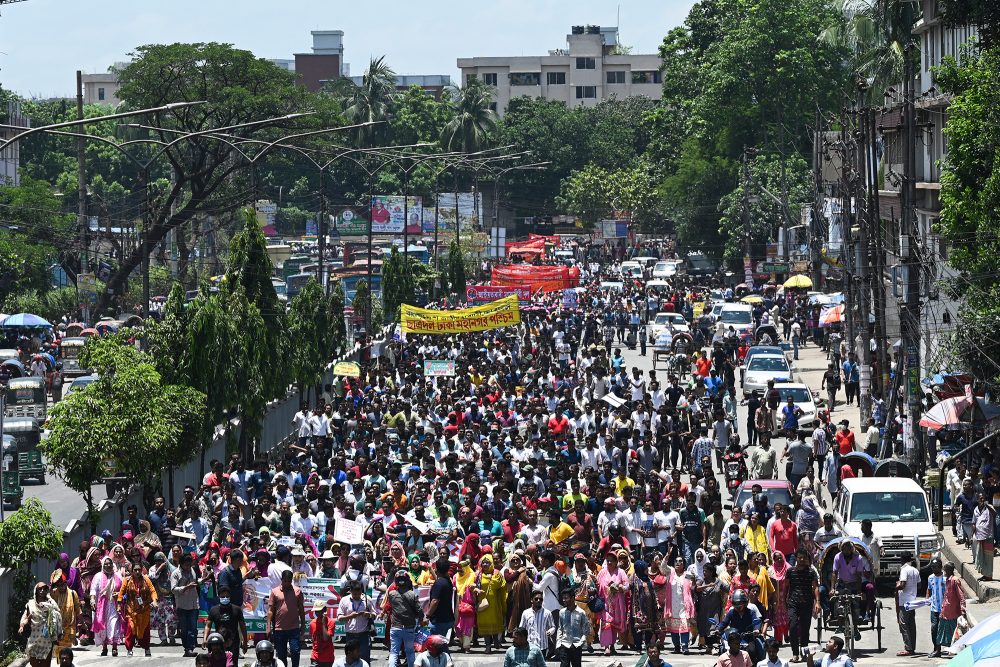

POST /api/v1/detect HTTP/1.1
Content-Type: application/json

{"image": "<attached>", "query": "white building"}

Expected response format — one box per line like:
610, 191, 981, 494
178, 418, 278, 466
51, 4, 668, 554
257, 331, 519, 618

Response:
82, 67, 126, 106
457, 25, 662, 115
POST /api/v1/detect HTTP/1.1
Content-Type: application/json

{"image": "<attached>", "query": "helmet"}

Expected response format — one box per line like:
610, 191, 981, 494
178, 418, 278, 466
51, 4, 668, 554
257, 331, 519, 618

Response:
206, 632, 224, 646
732, 590, 749, 604
753, 492, 768, 505
256, 639, 275, 660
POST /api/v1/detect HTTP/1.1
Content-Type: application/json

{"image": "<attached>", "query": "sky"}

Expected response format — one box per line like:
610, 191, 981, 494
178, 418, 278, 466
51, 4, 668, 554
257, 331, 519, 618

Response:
0, 0, 697, 98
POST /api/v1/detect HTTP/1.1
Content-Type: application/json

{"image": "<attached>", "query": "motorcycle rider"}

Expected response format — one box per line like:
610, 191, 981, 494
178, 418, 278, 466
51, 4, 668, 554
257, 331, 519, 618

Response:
248, 640, 285, 667
717, 590, 765, 663
721, 440, 749, 499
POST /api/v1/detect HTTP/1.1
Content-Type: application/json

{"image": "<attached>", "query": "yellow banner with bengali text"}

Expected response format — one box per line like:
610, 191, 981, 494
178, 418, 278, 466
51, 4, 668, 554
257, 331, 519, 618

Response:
400, 295, 521, 334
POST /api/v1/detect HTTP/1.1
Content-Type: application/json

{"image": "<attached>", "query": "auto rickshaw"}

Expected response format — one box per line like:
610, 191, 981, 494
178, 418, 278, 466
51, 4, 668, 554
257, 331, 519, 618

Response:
754, 323, 780, 345
1, 434, 22, 509
0, 358, 25, 379
874, 458, 913, 478
4, 376, 47, 421
4, 417, 45, 484
59, 337, 89, 380
841, 452, 877, 478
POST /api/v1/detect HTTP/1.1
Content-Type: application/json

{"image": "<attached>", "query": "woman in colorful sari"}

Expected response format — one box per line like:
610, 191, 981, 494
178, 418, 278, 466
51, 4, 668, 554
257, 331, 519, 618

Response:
109, 543, 130, 575
768, 550, 790, 643
134, 520, 162, 563
118, 562, 158, 657
504, 551, 534, 636
454, 560, 477, 652
90, 557, 124, 656
49, 571, 79, 662
20, 581, 62, 667
76, 545, 102, 646
596, 550, 630, 656
662, 556, 694, 654
693, 562, 728, 653
629, 559, 659, 653
747, 552, 775, 617
474, 554, 508, 653
148, 551, 177, 645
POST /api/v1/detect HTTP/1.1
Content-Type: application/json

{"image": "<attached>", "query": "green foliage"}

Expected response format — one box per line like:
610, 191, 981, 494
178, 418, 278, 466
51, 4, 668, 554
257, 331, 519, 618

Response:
939, 0, 999, 49
718, 152, 813, 261
447, 241, 467, 299
287, 279, 325, 388
381, 246, 415, 323
2, 287, 79, 324
0, 497, 63, 567
935, 46, 1000, 383
658, 141, 736, 251
0, 231, 53, 303
353, 279, 382, 332
391, 86, 453, 147
557, 161, 659, 227
328, 281, 347, 353
329, 56, 398, 146
45, 335, 206, 514
442, 78, 498, 154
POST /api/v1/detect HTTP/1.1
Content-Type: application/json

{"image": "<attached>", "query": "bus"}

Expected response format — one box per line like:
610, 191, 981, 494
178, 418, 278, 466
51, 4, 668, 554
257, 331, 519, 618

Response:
281, 255, 312, 280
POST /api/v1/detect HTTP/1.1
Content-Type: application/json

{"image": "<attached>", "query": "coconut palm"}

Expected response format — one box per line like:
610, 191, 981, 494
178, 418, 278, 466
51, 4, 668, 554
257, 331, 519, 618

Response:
440, 77, 498, 154
819, 0, 921, 98
328, 56, 398, 146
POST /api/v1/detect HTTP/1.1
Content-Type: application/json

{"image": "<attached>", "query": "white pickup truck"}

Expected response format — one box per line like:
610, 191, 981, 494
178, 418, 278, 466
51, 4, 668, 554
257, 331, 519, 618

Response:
832, 477, 943, 578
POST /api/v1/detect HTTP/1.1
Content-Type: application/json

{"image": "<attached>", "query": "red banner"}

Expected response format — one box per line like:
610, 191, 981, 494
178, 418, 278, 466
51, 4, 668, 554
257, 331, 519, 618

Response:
491, 265, 578, 292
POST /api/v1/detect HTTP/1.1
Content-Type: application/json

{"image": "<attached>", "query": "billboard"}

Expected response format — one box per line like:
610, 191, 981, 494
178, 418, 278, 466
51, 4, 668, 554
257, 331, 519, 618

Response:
370, 196, 422, 235
427, 192, 482, 233
330, 208, 368, 236
465, 285, 532, 305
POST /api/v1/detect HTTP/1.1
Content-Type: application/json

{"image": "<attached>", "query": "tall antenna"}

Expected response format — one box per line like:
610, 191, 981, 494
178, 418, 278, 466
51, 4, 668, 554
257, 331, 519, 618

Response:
617, 4, 620, 28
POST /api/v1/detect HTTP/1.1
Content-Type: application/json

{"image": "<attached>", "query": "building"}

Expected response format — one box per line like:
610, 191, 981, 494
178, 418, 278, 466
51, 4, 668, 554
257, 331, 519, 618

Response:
294, 30, 345, 92
82, 67, 125, 106
457, 25, 663, 115
349, 74, 451, 98
0, 98, 28, 186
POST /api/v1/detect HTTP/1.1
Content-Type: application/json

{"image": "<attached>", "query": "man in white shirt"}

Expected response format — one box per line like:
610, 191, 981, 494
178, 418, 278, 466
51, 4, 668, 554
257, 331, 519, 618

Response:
597, 499, 623, 540
518, 591, 555, 654
623, 497, 644, 556
290, 500, 315, 537
521, 510, 548, 546
895, 551, 920, 656
293, 404, 311, 448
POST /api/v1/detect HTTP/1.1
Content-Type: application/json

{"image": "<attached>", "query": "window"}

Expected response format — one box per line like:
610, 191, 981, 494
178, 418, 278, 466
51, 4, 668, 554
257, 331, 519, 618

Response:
509, 72, 540, 86
575, 57, 596, 70
489, 102, 498, 112
606, 71, 625, 84
546, 72, 566, 85
482, 73, 498, 86
98, 87, 106, 101
575, 86, 597, 99
631, 70, 662, 84
849, 492, 929, 523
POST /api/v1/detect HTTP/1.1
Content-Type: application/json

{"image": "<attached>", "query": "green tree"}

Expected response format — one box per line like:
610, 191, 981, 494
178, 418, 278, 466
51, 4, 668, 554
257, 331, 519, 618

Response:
100, 42, 320, 306
441, 78, 498, 154
390, 85, 453, 147
0, 497, 63, 646
328, 281, 347, 355
330, 56, 398, 146
935, 46, 1000, 381
447, 241, 467, 299
381, 246, 415, 323
43, 335, 205, 518
287, 279, 325, 400
939, 0, 1000, 48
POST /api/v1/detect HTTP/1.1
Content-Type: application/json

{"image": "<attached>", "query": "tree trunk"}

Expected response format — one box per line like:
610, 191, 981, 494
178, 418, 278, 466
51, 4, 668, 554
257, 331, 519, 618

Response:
176, 220, 191, 285
85, 487, 97, 535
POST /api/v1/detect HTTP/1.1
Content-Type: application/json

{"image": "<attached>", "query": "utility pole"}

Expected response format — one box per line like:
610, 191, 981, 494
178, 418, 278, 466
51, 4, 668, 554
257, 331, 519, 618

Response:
901, 45, 923, 468
869, 108, 890, 397
840, 105, 855, 348
318, 169, 327, 294
76, 71, 89, 323
812, 108, 825, 289
854, 95, 873, 422
741, 149, 753, 287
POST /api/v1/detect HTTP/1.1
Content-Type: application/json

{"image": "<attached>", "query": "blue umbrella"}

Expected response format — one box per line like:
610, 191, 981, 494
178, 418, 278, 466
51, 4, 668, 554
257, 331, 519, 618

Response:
0, 313, 52, 329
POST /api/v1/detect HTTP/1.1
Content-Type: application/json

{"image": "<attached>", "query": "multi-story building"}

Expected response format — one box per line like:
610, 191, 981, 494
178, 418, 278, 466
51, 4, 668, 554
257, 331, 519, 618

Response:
82, 67, 125, 106
0, 98, 28, 186
294, 30, 345, 92
349, 74, 451, 98
457, 25, 663, 115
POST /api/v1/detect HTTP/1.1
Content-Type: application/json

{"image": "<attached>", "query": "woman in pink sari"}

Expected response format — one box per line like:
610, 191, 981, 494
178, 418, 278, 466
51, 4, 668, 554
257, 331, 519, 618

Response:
454, 560, 478, 652
597, 550, 630, 656
768, 550, 789, 643
663, 556, 695, 654
89, 557, 124, 656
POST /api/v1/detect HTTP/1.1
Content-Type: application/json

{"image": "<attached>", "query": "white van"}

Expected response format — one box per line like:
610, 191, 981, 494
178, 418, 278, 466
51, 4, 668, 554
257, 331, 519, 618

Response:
716, 303, 754, 336
833, 477, 942, 578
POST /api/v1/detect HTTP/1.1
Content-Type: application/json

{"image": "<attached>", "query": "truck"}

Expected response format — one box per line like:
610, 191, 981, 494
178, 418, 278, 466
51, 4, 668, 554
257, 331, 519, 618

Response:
832, 477, 942, 578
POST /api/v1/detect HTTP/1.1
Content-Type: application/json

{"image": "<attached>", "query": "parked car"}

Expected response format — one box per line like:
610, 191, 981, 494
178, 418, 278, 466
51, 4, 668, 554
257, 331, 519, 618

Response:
63, 374, 99, 400
732, 479, 794, 512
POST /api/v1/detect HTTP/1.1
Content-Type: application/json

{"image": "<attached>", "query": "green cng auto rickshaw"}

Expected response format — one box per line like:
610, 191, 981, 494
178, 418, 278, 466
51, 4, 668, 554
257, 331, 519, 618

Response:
5, 376, 47, 421
4, 417, 44, 484
1, 434, 22, 509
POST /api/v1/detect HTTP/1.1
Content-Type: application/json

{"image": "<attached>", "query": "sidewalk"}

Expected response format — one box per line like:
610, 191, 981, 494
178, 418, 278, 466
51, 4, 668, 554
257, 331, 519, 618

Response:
790, 339, 862, 429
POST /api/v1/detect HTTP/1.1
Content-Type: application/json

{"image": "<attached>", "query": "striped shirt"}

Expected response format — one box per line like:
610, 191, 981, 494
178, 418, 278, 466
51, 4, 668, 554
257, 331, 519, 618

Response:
927, 573, 946, 613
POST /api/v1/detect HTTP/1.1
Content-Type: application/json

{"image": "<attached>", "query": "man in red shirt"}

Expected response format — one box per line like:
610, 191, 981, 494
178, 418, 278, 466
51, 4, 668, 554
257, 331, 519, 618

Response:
835, 421, 856, 455
767, 503, 799, 561
547, 411, 569, 438
309, 600, 336, 667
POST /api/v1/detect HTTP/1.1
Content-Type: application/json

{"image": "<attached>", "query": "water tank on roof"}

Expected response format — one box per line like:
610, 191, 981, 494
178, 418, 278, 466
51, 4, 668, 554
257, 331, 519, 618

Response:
586, 25, 601, 34
572, 26, 584, 35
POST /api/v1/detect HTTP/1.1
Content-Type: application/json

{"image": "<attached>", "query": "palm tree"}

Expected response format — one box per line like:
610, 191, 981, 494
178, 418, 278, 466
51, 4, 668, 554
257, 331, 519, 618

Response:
440, 77, 498, 154
328, 56, 398, 146
819, 0, 921, 99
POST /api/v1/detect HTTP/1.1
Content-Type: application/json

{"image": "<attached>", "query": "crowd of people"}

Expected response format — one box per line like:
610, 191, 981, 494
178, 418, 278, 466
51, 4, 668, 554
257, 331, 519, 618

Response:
15, 247, 994, 667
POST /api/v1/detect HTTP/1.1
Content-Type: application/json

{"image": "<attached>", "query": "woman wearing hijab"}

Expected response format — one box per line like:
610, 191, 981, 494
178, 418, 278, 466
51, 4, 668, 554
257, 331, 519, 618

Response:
19, 581, 62, 667
387, 541, 407, 570
473, 554, 507, 653
596, 550, 629, 655
693, 562, 727, 653
55, 553, 83, 601
504, 551, 534, 636
629, 559, 659, 654
109, 544, 129, 575
134, 520, 162, 562
457, 534, 482, 567
569, 553, 597, 647
747, 552, 775, 615
686, 548, 708, 581
453, 560, 477, 652
796, 491, 821, 538
768, 550, 790, 643
662, 556, 694, 654
90, 556, 124, 656
118, 562, 158, 657
49, 572, 80, 662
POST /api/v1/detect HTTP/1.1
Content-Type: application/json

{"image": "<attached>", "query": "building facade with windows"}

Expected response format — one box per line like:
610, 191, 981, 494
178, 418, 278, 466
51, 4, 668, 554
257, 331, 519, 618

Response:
457, 25, 662, 115
82, 68, 124, 106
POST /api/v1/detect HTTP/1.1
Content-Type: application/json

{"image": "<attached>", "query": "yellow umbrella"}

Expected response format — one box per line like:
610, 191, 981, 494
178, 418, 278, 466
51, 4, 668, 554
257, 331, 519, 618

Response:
741, 295, 763, 304
783, 274, 812, 289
